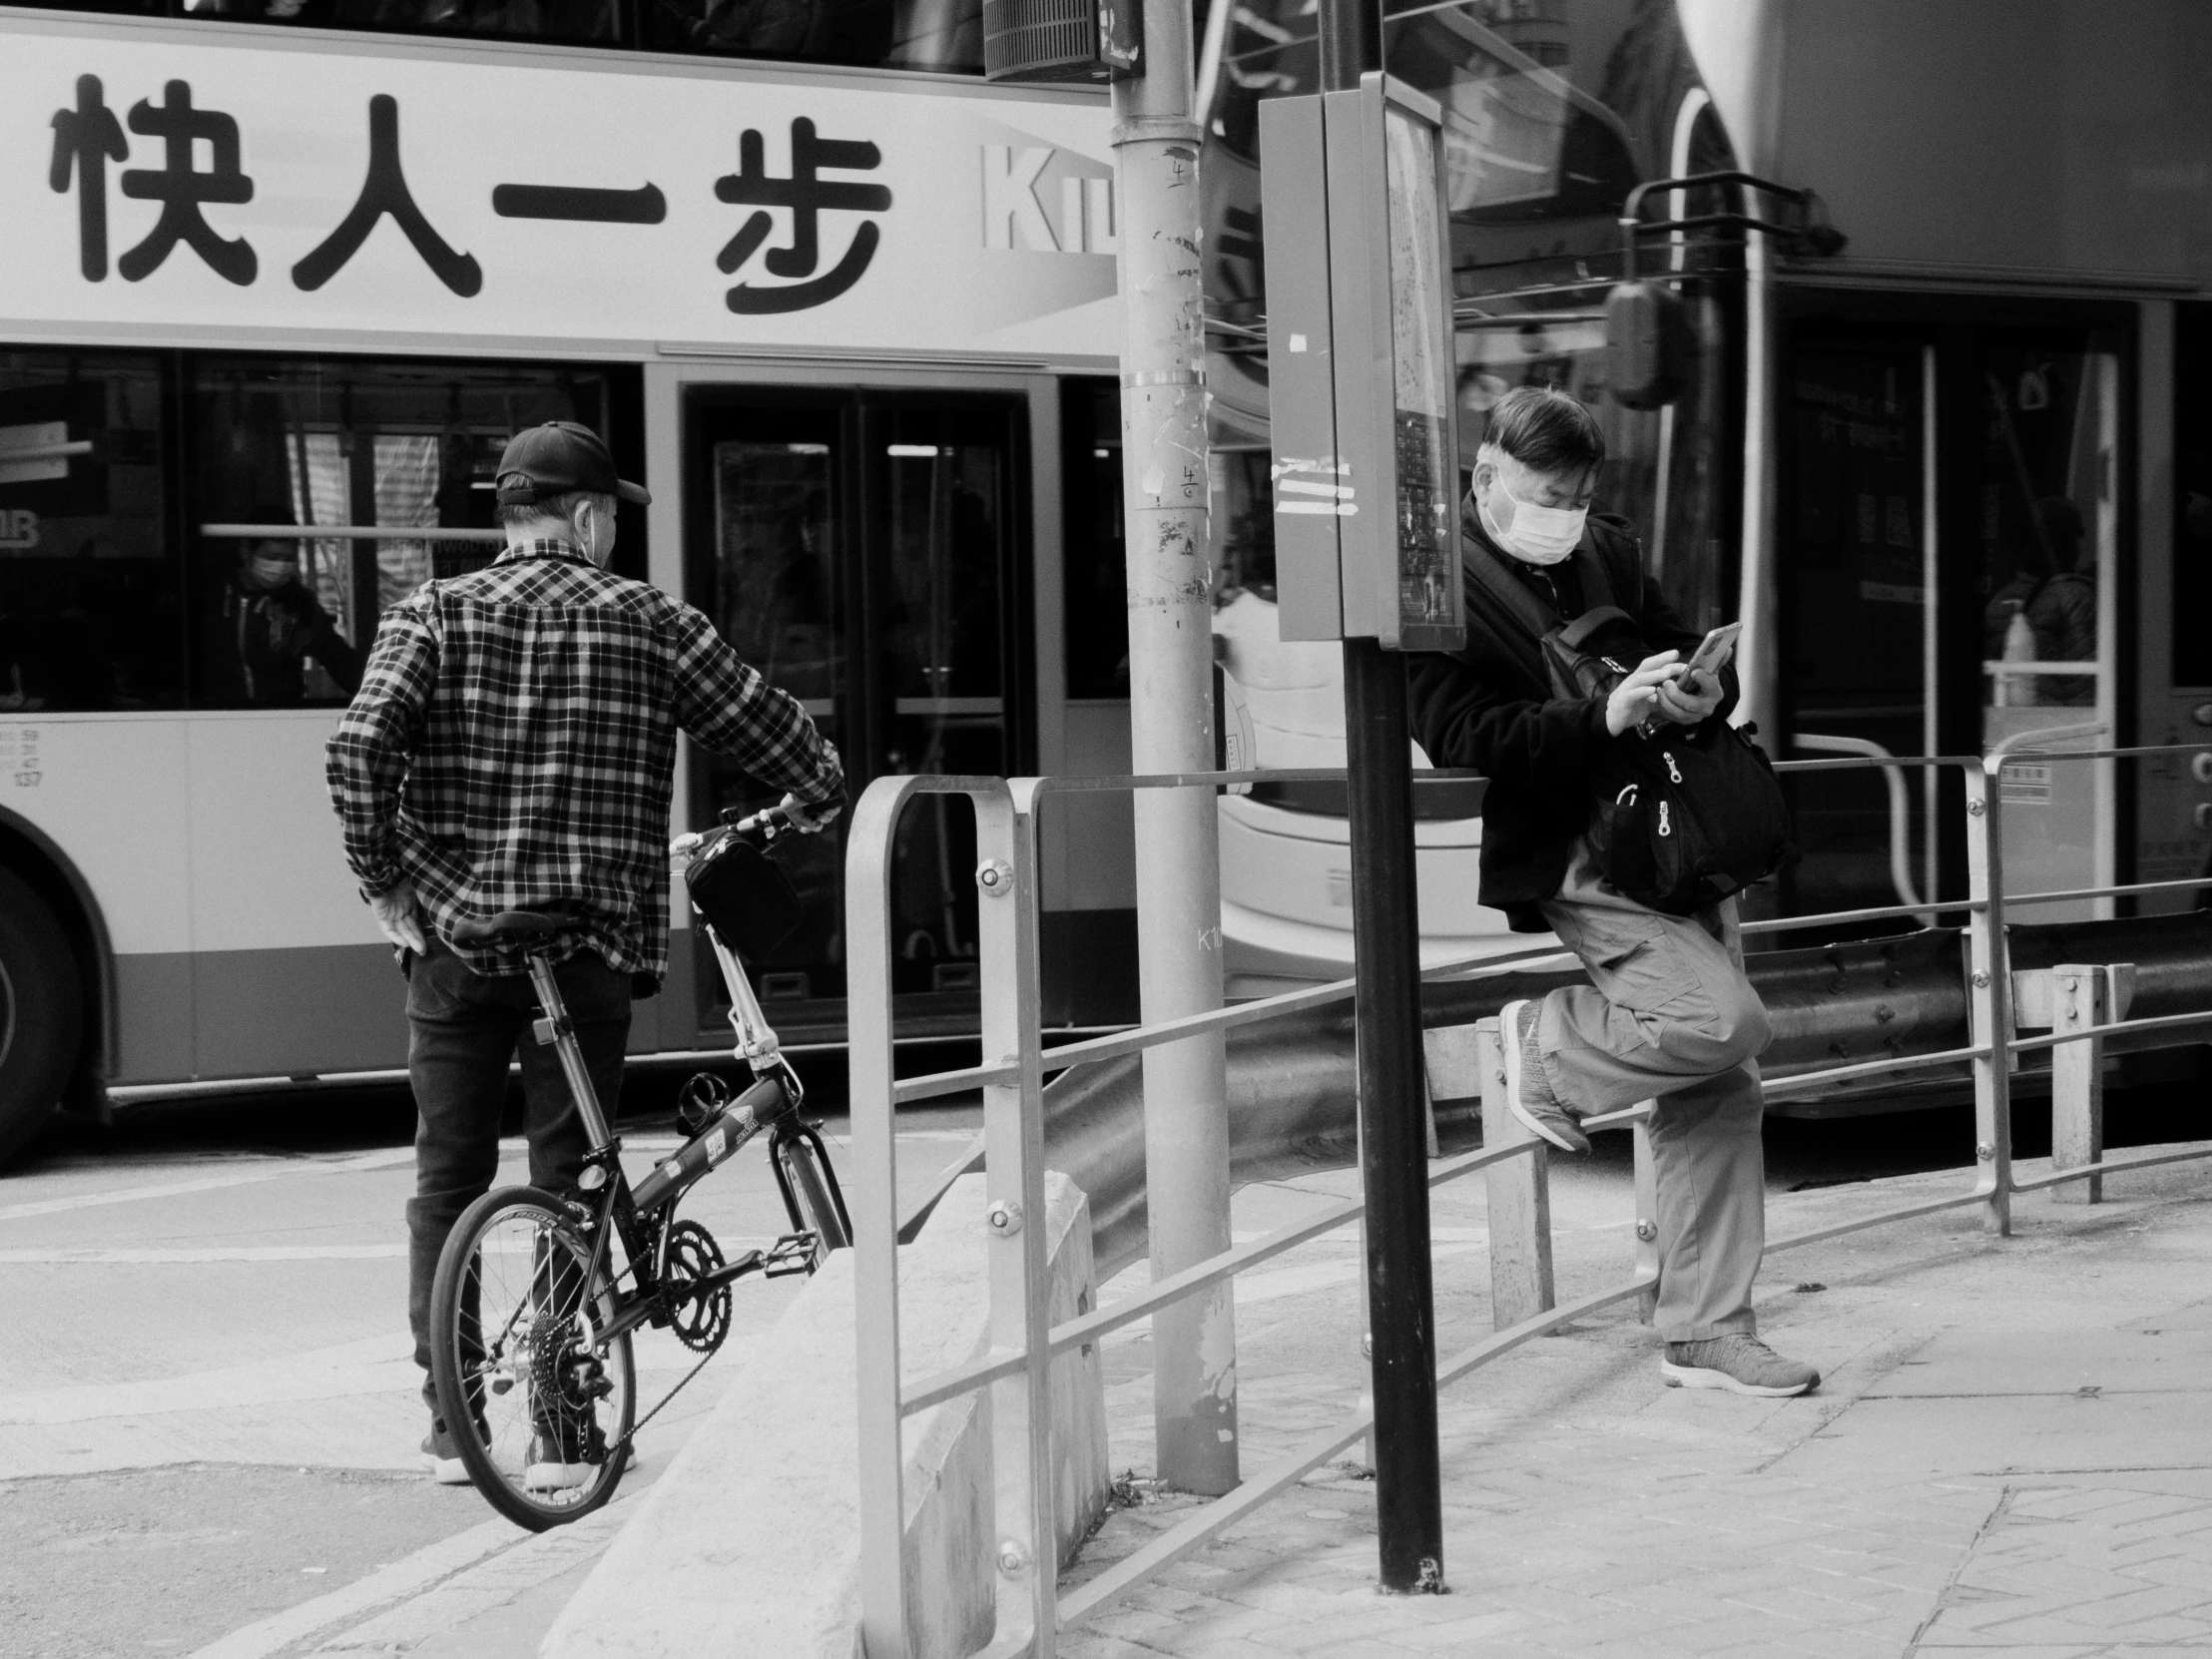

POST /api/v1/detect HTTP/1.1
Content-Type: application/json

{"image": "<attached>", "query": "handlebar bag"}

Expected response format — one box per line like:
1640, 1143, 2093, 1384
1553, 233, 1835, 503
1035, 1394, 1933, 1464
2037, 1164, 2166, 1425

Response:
683, 830, 807, 961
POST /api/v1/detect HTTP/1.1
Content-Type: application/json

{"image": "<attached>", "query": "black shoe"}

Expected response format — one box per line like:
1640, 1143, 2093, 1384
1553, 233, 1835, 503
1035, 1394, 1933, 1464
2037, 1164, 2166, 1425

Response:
524, 1421, 634, 1490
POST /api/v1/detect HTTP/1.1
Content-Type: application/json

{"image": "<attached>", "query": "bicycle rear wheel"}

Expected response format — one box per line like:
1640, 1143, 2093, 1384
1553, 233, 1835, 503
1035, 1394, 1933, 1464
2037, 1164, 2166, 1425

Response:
429, 1186, 636, 1530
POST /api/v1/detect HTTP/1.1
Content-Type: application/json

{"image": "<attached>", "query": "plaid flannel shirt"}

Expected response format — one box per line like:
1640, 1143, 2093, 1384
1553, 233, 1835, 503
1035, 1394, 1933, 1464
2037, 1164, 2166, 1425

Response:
325, 540, 842, 980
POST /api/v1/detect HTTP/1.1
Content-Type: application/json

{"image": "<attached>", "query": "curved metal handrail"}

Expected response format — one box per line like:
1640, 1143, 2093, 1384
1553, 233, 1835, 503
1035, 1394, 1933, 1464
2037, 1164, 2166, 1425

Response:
846, 745, 2212, 1659
1791, 733, 1925, 912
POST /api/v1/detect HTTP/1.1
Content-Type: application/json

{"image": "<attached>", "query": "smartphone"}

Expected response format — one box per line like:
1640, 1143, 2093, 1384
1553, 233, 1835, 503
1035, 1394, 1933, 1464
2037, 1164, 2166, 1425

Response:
1684, 621, 1744, 683
1634, 622, 1740, 738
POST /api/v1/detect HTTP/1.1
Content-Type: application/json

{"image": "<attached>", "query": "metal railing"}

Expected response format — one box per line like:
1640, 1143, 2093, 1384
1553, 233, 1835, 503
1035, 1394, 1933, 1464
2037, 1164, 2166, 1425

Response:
844, 746, 2212, 1659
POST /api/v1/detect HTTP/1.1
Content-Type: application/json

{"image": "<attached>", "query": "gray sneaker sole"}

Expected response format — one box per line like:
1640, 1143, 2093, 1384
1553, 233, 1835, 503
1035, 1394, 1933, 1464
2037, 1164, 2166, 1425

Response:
524, 1442, 636, 1491
523, 1464, 595, 1492
1500, 1000, 1587, 1154
1660, 1358, 1818, 1397
422, 1451, 471, 1485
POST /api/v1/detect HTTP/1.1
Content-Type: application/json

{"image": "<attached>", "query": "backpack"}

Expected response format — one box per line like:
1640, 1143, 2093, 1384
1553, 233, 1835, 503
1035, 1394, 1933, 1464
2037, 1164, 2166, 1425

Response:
1463, 523, 1795, 915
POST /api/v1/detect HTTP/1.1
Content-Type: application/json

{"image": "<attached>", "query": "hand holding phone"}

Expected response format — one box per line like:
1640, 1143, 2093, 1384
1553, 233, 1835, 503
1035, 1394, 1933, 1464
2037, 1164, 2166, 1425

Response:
1684, 621, 1743, 685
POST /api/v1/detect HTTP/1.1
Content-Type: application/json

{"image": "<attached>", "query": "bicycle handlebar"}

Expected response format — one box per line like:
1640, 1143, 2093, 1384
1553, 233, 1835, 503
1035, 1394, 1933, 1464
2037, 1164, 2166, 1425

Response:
669, 799, 837, 863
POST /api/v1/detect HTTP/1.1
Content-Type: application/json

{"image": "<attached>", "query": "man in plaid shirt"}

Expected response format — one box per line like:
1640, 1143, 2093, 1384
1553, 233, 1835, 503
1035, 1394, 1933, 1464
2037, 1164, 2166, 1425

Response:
326, 421, 842, 1486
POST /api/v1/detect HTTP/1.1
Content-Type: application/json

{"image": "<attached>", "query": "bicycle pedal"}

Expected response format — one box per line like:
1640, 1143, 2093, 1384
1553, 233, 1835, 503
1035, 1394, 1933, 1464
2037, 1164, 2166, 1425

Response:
763, 1233, 818, 1277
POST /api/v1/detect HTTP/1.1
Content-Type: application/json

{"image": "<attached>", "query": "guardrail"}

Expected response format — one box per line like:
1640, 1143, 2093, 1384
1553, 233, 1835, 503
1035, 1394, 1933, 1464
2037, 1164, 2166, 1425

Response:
843, 746, 2212, 1659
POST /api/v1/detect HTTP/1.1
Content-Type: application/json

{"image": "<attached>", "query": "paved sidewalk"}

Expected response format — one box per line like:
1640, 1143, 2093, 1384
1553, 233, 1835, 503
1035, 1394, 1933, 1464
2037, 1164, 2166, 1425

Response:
1062, 1148, 2212, 1659
262, 1142, 2212, 1658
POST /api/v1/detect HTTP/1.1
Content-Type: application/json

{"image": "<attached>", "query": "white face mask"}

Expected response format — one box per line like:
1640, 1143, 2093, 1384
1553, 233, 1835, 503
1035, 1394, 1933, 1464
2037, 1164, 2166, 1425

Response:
1488, 473, 1589, 566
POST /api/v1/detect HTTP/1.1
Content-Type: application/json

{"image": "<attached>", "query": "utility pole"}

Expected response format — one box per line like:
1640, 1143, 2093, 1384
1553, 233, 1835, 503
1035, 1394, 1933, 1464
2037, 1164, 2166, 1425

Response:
1317, 0, 1447, 1594
1111, 0, 1239, 1494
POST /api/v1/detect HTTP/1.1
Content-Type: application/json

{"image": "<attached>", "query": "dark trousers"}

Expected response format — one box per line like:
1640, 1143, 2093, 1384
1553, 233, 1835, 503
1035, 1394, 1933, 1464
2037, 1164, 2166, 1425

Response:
405, 941, 631, 1415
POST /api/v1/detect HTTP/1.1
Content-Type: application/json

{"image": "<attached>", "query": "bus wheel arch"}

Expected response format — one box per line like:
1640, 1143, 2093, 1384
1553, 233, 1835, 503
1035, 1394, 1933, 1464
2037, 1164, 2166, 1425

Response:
0, 815, 111, 1164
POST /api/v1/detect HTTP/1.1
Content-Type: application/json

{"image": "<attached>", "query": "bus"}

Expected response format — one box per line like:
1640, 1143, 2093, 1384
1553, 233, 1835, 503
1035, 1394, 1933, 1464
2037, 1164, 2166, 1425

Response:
8, 0, 2212, 1156
0, 0, 1146, 1158
1198, 0, 2212, 1028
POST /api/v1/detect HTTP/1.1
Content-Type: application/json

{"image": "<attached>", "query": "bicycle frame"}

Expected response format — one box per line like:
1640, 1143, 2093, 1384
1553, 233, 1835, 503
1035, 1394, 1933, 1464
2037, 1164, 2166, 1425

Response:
510, 885, 847, 1357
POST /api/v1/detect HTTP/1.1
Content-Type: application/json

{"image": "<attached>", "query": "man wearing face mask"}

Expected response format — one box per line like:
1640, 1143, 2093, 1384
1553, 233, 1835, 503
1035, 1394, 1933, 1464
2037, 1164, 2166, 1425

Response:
208, 529, 365, 706
326, 420, 845, 1485
1408, 385, 1816, 1400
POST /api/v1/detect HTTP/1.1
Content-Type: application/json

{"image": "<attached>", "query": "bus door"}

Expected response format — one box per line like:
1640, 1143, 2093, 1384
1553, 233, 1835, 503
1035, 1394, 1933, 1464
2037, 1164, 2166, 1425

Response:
1779, 308, 2128, 929
2140, 302, 2212, 917
678, 383, 1030, 1041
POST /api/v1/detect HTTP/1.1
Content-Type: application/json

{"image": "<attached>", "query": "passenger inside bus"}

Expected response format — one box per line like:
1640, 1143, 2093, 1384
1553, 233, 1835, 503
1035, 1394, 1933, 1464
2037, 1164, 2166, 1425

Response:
202, 524, 365, 707
0, 348, 177, 712
1983, 495, 2096, 708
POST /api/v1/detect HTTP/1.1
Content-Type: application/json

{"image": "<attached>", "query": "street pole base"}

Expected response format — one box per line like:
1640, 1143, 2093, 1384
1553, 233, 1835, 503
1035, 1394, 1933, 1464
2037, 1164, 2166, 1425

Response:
1377, 1557, 1448, 1596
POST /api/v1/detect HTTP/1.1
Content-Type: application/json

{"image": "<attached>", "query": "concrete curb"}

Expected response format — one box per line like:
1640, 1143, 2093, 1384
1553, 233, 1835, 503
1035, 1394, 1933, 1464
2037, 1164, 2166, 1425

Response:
542, 1171, 1106, 1659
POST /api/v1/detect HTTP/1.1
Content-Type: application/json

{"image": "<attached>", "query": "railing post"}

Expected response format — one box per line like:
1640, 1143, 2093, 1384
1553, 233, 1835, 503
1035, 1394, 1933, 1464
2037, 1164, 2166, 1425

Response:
2051, 962, 2134, 1206
847, 777, 922, 1659
1631, 1111, 1660, 1323
981, 785, 1054, 1656
1475, 1018, 1554, 1330
1965, 762, 2014, 1236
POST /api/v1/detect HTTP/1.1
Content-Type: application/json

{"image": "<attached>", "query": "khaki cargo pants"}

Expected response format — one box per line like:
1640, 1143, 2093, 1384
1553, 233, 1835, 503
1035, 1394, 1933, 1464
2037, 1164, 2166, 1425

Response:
1535, 845, 1773, 1344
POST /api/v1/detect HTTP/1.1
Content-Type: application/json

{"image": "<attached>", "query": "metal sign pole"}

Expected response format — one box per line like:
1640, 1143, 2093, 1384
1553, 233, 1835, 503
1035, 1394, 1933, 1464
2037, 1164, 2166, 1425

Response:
1111, 0, 1241, 1497
1316, 0, 1445, 1597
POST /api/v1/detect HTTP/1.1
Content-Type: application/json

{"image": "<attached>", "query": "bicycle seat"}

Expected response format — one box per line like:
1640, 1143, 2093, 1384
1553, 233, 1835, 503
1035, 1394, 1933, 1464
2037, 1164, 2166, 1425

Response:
451, 910, 569, 946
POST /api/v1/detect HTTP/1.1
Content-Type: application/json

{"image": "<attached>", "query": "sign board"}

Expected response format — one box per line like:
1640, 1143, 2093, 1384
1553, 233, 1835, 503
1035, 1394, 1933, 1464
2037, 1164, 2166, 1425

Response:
1260, 74, 1463, 653
0, 17, 1120, 358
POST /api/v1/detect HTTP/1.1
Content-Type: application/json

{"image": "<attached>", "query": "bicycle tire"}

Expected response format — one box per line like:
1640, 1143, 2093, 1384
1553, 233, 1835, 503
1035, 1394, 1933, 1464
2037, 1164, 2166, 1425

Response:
429, 1185, 636, 1531
778, 1135, 850, 1262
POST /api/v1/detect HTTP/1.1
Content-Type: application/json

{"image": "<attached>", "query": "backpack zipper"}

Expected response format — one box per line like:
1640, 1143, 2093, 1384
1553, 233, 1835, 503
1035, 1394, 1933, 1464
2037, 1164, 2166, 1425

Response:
1663, 750, 1683, 784
1659, 800, 1672, 837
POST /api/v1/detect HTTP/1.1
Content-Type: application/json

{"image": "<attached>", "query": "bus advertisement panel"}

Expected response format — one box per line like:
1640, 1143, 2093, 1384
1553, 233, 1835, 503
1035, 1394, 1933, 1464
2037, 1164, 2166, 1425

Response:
2, 17, 1120, 357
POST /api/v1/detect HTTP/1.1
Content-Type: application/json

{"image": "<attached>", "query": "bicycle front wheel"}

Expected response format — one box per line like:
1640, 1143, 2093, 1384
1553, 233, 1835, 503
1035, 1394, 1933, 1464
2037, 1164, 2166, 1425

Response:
429, 1186, 636, 1530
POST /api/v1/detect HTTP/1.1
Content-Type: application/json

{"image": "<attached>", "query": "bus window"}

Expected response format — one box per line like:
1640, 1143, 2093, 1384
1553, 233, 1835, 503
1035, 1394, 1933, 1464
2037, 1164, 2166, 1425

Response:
187, 357, 629, 709
642, 0, 980, 70
1210, 0, 1638, 234
0, 349, 178, 713
164, 0, 981, 67
175, 0, 620, 46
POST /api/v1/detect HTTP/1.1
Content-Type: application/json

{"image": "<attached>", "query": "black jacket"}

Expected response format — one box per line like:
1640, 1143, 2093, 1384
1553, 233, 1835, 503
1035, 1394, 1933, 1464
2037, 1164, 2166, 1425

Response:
1406, 503, 1734, 929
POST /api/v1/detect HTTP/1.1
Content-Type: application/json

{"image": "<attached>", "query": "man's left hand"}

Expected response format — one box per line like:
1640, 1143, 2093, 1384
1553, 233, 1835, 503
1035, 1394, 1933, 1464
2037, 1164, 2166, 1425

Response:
1655, 668, 1723, 726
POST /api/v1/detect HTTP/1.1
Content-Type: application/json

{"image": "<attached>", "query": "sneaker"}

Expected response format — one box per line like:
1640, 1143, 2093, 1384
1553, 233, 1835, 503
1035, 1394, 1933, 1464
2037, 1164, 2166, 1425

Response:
1499, 999, 1587, 1154
523, 1435, 594, 1492
1662, 1335, 1821, 1397
523, 1426, 635, 1491
421, 1421, 471, 1485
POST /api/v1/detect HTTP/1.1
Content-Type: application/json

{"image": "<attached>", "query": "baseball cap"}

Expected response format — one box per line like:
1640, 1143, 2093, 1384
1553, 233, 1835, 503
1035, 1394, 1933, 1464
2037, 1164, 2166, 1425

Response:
493, 421, 651, 507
